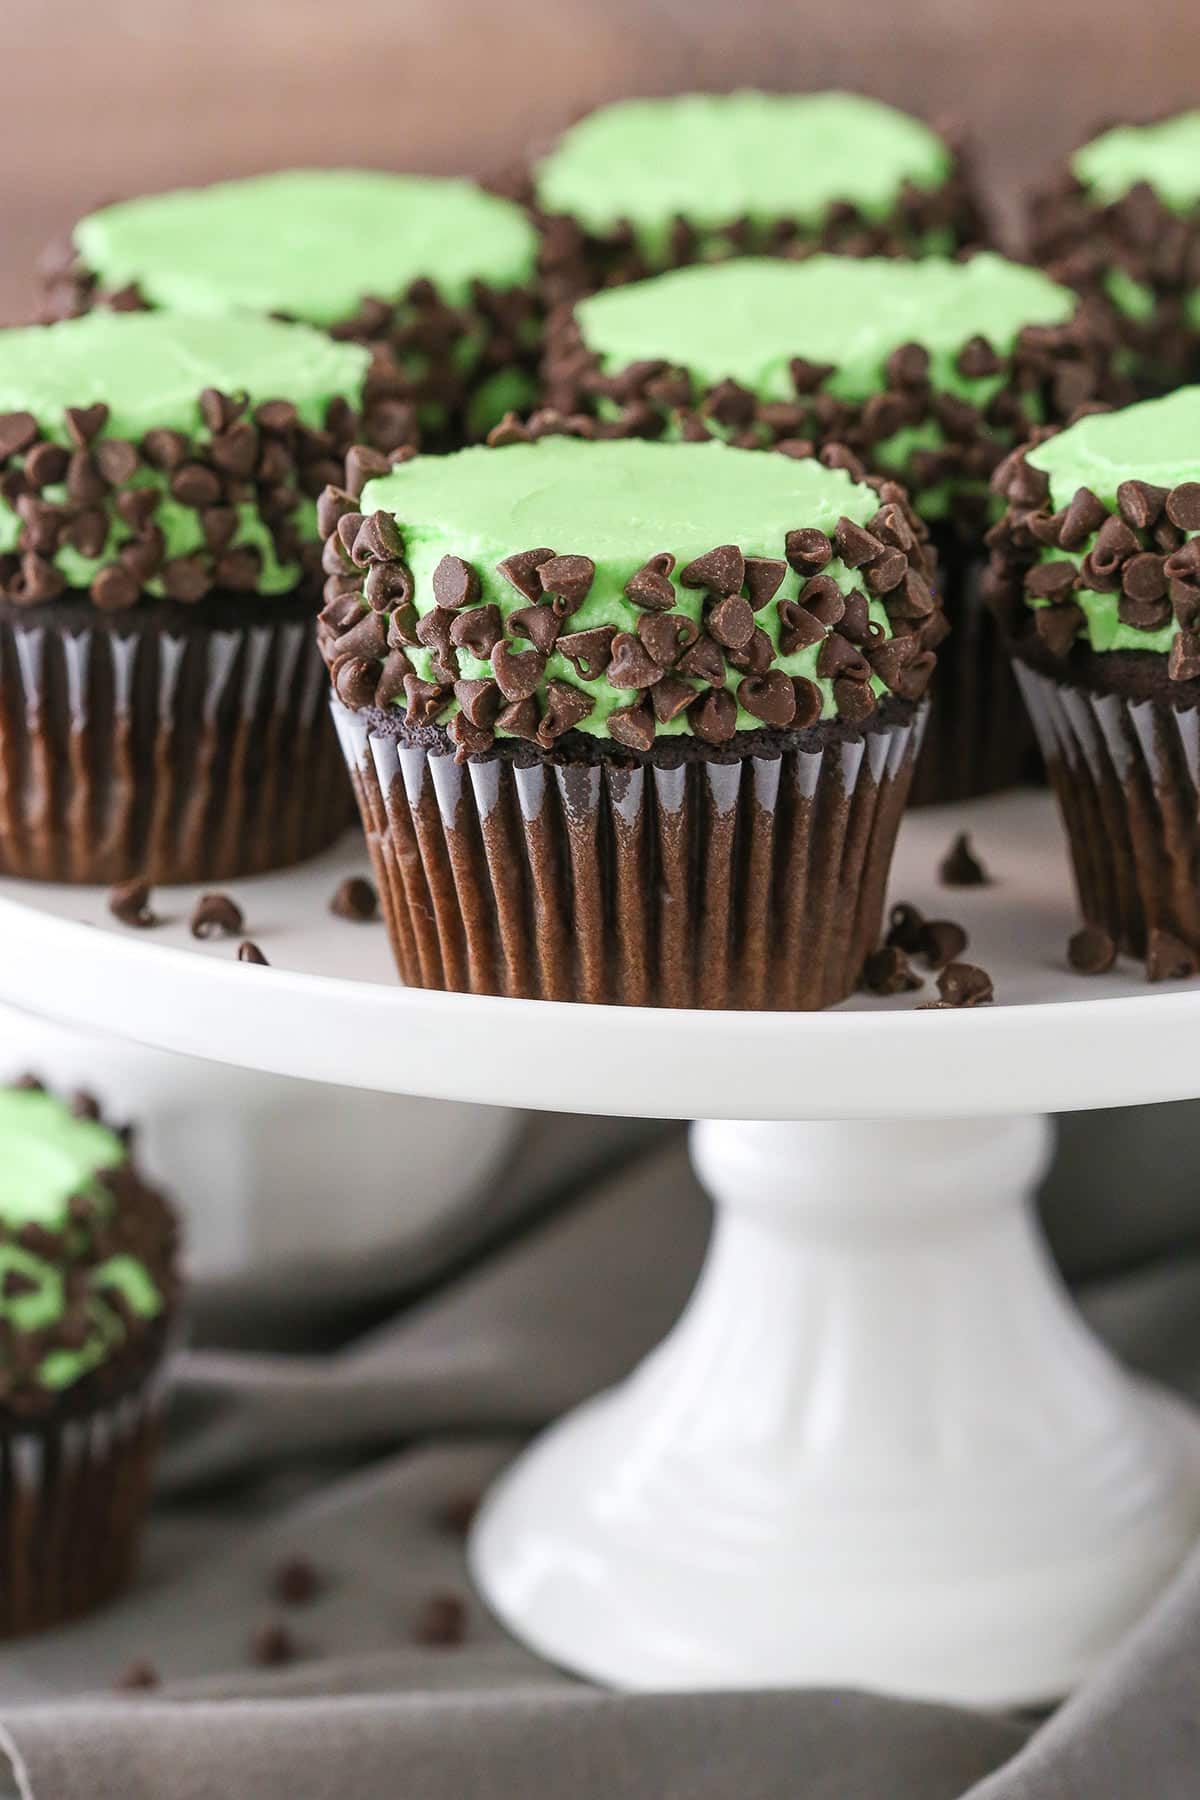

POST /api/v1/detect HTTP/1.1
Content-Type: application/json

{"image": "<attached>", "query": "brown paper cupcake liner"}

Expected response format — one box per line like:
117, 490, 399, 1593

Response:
332, 698, 925, 1009
0, 1373, 168, 1638
909, 542, 1041, 807
1014, 659, 1200, 955
0, 593, 353, 884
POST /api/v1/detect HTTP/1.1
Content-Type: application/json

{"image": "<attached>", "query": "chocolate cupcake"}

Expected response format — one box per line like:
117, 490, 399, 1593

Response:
528, 91, 985, 304
0, 308, 419, 883
987, 387, 1200, 972
318, 436, 944, 1009
0, 1081, 179, 1636
539, 253, 1126, 802
43, 170, 542, 448
1030, 112, 1200, 396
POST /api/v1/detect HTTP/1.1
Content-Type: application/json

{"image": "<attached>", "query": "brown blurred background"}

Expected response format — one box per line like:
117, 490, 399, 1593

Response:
5, 0, 1199, 318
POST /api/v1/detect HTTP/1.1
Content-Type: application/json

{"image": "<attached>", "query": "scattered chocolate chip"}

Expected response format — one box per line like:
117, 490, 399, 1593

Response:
115, 1658, 160, 1691
238, 941, 269, 966
861, 946, 923, 995
919, 919, 969, 969
190, 892, 244, 940
108, 879, 157, 928
1146, 928, 1198, 983
886, 902, 926, 953
939, 833, 990, 887
272, 1556, 320, 1607
412, 1591, 467, 1648
330, 877, 378, 922
934, 962, 994, 1007
250, 1621, 297, 1667
1068, 925, 1116, 974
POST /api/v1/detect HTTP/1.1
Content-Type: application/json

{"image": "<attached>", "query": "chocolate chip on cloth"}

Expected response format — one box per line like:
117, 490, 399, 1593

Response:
315, 436, 941, 1009
190, 892, 245, 939
860, 946, 923, 996
238, 941, 270, 966
108, 878, 158, 929
330, 877, 379, 922
939, 833, 990, 887
1068, 925, 1117, 975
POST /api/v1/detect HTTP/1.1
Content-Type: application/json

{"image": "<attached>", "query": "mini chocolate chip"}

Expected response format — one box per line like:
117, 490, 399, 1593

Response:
727, 625, 772, 675
737, 669, 796, 727
190, 893, 244, 940
835, 518, 884, 569
108, 880, 157, 928
496, 547, 554, 602
834, 676, 877, 724
919, 919, 969, 969
495, 696, 540, 739
141, 428, 189, 472
939, 832, 990, 886
776, 600, 825, 656
343, 444, 392, 499
364, 561, 414, 612
861, 946, 923, 995
1146, 928, 1198, 983
785, 528, 833, 575
1117, 480, 1169, 532
650, 675, 696, 723
68, 1090, 102, 1121
680, 544, 744, 596
412, 1591, 467, 1648
317, 484, 357, 540
885, 343, 930, 388
1025, 561, 1078, 601
607, 698, 657, 751
936, 962, 995, 1006
170, 463, 222, 508
330, 877, 378, 922
352, 512, 404, 565
238, 941, 269, 966
24, 441, 69, 487
453, 678, 502, 729
161, 556, 212, 604
491, 641, 546, 702
636, 612, 696, 667
537, 553, 596, 613
1034, 602, 1084, 658
1068, 925, 1116, 974
509, 604, 561, 654
676, 633, 726, 685
839, 591, 872, 645
115, 1659, 160, 1692
536, 679, 594, 746
706, 594, 755, 649
251, 1621, 297, 1667
742, 556, 788, 609
432, 555, 479, 610
689, 687, 737, 744
817, 634, 870, 682
64, 402, 108, 446
607, 632, 665, 689
93, 438, 139, 485
556, 624, 615, 680
624, 556, 677, 611
0, 412, 38, 460
791, 676, 822, 728
1166, 484, 1200, 532
272, 1556, 320, 1606
1057, 487, 1108, 551
788, 355, 835, 394
863, 548, 908, 595
449, 604, 503, 659
956, 335, 1002, 378
799, 576, 846, 627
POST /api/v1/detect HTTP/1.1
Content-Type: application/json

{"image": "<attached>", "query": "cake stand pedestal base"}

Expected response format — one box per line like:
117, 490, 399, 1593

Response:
471, 1115, 1200, 1706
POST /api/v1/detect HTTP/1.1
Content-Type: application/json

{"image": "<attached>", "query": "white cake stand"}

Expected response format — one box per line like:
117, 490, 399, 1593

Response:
0, 789, 1198, 1707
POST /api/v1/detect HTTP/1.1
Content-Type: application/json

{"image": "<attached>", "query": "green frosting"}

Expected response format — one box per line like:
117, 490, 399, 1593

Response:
0, 1090, 165, 1393
0, 310, 370, 597
1026, 388, 1200, 655
360, 437, 904, 735
74, 170, 539, 323
1073, 113, 1200, 213
535, 92, 953, 264
575, 254, 1076, 519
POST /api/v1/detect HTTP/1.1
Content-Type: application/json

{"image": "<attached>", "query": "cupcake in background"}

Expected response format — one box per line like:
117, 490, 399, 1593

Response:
1030, 112, 1200, 396
987, 387, 1200, 975
318, 435, 943, 1010
0, 308, 414, 884
0, 1079, 179, 1637
42, 170, 542, 448
527, 91, 986, 303
537, 252, 1127, 801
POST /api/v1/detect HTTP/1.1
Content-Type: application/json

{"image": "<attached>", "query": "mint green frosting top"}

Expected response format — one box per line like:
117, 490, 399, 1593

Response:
0, 1090, 165, 1393
361, 437, 904, 736
535, 92, 953, 263
1073, 113, 1200, 213
1027, 388, 1200, 656
0, 310, 371, 597
74, 170, 539, 323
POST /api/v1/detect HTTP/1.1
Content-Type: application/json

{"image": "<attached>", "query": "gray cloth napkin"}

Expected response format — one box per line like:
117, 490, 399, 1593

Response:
1, 1108, 1199, 1799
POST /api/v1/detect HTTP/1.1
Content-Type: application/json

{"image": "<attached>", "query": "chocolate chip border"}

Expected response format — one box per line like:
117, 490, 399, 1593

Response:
0, 1082, 179, 1425
316, 436, 945, 759
489, 135, 987, 309
41, 236, 542, 454
539, 288, 1130, 543
0, 376, 413, 612
984, 415, 1200, 688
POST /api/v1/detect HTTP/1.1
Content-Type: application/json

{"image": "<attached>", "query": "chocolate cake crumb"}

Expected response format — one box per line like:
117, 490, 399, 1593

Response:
935, 961, 995, 1006
435, 1489, 482, 1538
861, 945, 923, 995
108, 879, 157, 928
115, 1658, 160, 1691
939, 833, 990, 887
412, 1590, 467, 1647
1068, 925, 1117, 974
272, 1555, 320, 1606
250, 1620, 298, 1667
190, 892, 244, 939
238, 941, 269, 966
1146, 929, 1198, 983
330, 876, 378, 922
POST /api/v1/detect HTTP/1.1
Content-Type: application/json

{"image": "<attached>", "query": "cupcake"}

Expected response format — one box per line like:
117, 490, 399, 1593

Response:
0, 308, 416, 884
528, 91, 985, 303
987, 387, 1200, 971
1030, 112, 1200, 396
43, 170, 542, 448
318, 435, 943, 1009
0, 1081, 179, 1636
539, 253, 1126, 802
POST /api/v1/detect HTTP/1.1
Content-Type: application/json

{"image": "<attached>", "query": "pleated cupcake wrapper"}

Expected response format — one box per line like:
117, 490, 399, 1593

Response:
910, 549, 1040, 807
0, 1378, 167, 1638
0, 607, 351, 884
1015, 662, 1200, 956
333, 699, 925, 1008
